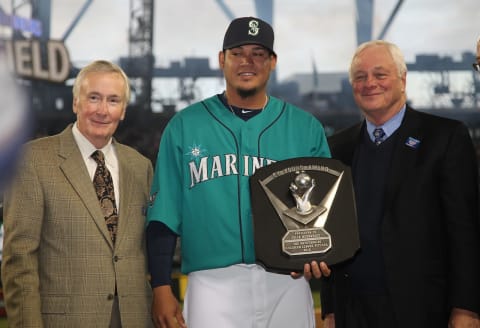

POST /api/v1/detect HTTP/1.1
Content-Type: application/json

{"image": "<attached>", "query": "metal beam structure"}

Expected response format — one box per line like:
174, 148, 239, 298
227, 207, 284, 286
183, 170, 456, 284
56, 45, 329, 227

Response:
355, 0, 404, 42
355, 0, 373, 45
11, 0, 50, 39
61, 0, 93, 42
215, 0, 274, 25
5, 0, 478, 114
377, 0, 404, 40
126, 0, 154, 110
254, 0, 273, 25
214, 0, 235, 21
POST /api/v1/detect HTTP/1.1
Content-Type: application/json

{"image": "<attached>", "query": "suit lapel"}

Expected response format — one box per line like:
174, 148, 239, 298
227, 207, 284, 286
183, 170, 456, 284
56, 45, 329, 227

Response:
329, 123, 363, 166
58, 126, 114, 248
384, 107, 423, 209
115, 143, 134, 249
343, 124, 363, 166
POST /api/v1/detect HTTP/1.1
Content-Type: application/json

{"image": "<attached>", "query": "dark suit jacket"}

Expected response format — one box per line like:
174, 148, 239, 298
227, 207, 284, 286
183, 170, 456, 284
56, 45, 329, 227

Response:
2, 125, 154, 327
320, 107, 480, 327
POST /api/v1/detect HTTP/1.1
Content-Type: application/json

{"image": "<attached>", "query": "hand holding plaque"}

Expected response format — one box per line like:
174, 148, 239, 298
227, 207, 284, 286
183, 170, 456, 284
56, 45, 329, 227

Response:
250, 157, 359, 274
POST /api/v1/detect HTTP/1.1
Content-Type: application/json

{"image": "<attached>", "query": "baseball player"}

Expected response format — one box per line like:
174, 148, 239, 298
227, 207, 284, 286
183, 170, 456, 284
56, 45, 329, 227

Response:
147, 17, 331, 328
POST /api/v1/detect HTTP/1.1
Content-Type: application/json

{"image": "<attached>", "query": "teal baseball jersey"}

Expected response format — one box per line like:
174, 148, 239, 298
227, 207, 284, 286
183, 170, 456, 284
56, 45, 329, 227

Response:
147, 94, 331, 274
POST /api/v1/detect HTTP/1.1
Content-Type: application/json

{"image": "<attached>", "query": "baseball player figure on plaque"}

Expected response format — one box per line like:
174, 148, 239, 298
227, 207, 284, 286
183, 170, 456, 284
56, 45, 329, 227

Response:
250, 157, 360, 274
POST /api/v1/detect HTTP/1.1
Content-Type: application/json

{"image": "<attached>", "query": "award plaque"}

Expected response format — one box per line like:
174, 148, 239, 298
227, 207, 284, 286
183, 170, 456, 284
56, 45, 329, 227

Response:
250, 157, 359, 274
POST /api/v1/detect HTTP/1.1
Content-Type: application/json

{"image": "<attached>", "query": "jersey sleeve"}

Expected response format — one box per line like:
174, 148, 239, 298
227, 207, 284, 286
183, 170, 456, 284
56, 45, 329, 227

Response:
146, 120, 183, 234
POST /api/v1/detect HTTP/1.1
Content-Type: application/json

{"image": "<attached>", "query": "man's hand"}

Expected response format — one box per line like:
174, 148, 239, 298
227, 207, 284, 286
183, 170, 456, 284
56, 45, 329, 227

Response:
291, 260, 331, 280
323, 313, 335, 328
151, 285, 186, 328
449, 308, 480, 328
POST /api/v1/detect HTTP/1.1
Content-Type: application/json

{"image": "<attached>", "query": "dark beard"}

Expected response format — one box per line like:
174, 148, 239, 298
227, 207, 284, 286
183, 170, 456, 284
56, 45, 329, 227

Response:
236, 87, 258, 99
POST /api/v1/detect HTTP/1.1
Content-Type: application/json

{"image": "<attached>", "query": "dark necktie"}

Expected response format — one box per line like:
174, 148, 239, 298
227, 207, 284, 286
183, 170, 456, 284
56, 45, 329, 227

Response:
91, 150, 118, 244
373, 128, 386, 145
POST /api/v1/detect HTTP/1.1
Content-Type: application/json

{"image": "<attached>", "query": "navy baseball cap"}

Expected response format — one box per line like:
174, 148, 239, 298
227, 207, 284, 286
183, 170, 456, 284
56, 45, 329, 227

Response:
222, 17, 275, 55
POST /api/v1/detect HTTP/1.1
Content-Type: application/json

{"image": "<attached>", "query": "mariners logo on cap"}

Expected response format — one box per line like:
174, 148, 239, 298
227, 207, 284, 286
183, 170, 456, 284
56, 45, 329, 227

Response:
222, 16, 275, 54
248, 20, 260, 36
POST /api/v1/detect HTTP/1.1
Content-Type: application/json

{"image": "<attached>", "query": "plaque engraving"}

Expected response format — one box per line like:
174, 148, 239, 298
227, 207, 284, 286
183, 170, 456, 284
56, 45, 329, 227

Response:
250, 158, 359, 273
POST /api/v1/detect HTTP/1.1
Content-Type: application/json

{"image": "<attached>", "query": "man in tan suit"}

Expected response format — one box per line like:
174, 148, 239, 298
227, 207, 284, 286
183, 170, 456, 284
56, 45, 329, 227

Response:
2, 60, 153, 327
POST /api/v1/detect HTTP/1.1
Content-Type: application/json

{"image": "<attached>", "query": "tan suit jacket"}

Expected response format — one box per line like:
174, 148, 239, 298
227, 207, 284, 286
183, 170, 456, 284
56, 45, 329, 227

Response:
2, 125, 154, 327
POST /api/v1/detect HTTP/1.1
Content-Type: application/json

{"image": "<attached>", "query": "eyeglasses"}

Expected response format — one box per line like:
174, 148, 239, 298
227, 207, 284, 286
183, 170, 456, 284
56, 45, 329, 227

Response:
473, 63, 480, 72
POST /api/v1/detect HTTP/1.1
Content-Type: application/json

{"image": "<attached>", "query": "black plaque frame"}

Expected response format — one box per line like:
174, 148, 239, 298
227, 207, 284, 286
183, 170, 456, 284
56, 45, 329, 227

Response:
250, 157, 360, 274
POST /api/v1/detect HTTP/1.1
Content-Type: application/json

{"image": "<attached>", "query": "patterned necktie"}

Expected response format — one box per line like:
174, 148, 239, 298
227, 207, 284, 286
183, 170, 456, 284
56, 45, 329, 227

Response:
373, 128, 386, 145
91, 150, 118, 244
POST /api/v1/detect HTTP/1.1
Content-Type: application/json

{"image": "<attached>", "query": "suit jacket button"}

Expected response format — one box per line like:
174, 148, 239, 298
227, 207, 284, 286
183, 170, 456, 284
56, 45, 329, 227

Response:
113, 255, 119, 262
107, 293, 114, 300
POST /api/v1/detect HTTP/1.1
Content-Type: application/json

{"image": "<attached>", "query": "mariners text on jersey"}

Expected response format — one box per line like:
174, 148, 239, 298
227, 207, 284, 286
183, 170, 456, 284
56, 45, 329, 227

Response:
189, 154, 276, 188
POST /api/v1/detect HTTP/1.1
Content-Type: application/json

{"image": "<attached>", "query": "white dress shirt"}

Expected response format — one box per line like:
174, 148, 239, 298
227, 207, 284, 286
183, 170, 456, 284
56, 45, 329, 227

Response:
72, 122, 121, 211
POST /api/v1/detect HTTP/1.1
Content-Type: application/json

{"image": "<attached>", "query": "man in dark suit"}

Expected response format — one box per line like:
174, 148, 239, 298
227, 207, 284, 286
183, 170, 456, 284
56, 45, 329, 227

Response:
320, 40, 480, 328
2, 60, 153, 327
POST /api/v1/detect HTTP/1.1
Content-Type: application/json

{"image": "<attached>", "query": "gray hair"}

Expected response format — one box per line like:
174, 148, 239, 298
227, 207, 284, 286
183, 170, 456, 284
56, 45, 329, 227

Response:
72, 60, 130, 104
349, 40, 407, 84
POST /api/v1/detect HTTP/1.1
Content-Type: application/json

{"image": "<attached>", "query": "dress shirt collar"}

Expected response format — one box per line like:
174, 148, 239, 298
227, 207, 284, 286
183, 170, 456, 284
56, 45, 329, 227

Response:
72, 122, 115, 163
365, 105, 406, 142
